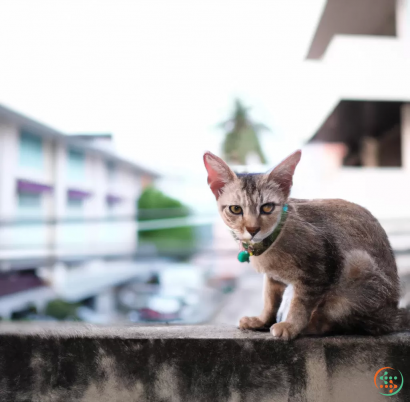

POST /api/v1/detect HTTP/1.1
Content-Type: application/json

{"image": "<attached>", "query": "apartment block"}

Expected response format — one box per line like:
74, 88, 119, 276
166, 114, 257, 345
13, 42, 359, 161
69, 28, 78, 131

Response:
0, 104, 158, 320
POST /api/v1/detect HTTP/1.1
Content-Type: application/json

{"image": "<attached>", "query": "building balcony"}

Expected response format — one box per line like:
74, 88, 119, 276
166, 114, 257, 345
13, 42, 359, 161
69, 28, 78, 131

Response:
0, 217, 138, 270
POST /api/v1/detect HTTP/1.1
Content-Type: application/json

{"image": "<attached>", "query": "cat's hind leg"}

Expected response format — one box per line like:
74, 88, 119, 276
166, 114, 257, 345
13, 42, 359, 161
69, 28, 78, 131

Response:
306, 249, 400, 335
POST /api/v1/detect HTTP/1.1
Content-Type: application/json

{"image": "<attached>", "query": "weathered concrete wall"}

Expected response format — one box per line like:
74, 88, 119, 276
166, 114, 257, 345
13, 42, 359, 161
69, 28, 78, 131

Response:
0, 323, 409, 402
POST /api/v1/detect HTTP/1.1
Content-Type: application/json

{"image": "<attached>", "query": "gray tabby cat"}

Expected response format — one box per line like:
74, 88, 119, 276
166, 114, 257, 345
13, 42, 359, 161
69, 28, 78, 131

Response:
203, 149, 409, 339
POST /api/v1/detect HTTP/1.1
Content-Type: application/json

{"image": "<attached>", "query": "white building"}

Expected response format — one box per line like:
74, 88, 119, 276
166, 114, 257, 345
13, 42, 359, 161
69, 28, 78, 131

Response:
208, 0, 410, 280
0, 103, 158, 320
296, 0, 410, 221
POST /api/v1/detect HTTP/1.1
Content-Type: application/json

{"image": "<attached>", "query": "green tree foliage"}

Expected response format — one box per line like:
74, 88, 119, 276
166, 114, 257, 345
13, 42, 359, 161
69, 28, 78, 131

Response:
45, 299, 81, 321
137, 186, 195, 255
220, 99, 269, 165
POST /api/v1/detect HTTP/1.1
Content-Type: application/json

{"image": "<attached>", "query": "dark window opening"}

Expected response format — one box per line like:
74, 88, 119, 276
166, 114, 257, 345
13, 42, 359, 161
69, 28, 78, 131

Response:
309, 100, 403, 168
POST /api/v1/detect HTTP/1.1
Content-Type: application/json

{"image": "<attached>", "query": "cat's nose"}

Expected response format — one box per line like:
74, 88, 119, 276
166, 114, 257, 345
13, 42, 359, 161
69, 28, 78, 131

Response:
246, 226, 260, 237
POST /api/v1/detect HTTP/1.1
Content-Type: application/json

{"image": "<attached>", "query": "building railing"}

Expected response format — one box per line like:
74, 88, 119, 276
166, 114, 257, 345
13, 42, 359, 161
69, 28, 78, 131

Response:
0, 212, 217, 270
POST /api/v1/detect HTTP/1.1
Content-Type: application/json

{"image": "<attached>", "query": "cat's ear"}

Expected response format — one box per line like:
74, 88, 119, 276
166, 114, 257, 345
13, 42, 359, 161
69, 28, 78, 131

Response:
268, 150, 301, 197
203, 152, 236, 199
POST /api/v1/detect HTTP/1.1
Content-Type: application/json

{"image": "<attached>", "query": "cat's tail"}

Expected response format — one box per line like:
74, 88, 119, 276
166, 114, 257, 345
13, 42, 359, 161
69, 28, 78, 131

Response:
395, 307, 410, 332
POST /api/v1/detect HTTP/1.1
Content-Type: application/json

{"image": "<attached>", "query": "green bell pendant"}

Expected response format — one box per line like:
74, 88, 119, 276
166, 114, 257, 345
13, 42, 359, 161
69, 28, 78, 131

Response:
237, 251, 250, 263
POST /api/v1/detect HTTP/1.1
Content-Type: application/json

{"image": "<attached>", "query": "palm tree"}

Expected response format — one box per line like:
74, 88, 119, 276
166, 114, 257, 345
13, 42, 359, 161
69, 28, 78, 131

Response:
219, 99, 269, 165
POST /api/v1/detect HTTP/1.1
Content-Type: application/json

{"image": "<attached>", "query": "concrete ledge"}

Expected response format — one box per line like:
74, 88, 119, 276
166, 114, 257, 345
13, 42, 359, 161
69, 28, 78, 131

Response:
0, 323, 409, 401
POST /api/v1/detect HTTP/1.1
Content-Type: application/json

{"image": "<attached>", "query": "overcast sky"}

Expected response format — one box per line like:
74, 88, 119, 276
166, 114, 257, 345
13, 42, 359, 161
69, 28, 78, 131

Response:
0, 0, 327, 174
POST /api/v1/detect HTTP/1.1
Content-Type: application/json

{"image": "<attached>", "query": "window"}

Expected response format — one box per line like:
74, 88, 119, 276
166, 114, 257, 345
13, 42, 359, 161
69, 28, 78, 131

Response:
67, 198, 83, 210
19, 131, 44, 169
107, 161, 116, 182
67, 149, 85, 180
106, 200, 116, 218
17, 192, 42, 216
66, 197, 84, 219
65, 198, 85, 242
18, 192, 41, 208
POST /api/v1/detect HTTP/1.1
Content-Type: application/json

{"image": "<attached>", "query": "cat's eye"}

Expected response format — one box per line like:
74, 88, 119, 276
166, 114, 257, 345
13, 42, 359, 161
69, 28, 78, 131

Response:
229, 205, 243, 215
261, 203, 275, 214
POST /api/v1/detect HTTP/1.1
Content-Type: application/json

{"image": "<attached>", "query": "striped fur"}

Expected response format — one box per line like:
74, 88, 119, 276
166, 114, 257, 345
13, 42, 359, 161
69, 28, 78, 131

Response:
204, 150, 409, 340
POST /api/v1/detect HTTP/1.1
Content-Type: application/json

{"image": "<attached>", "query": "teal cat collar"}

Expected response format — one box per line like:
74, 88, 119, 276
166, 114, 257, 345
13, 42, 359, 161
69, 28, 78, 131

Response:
237, 203, 288, 263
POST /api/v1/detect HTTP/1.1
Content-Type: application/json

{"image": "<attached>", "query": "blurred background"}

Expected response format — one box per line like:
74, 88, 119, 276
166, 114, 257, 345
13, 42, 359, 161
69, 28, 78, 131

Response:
0, 0, 410, 325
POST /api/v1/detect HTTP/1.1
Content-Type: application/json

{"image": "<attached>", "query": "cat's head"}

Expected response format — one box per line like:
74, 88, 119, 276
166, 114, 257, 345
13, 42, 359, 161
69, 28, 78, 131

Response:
203, 150, 301, 243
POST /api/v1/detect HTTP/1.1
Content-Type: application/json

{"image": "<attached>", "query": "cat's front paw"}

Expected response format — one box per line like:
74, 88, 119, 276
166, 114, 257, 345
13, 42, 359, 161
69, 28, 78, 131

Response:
270, 322, 299, 340
239, 316, 268, 330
